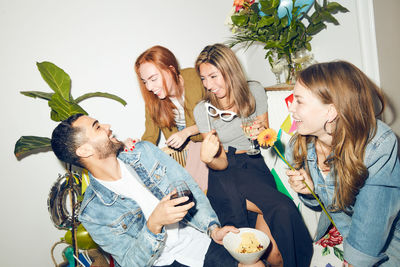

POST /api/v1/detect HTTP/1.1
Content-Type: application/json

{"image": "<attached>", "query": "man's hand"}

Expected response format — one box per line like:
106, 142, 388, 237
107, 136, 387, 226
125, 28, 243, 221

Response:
147, 192, 194, 234
200, 130, 220, 164
210, 225, 239, 245
286, 168, 314, 194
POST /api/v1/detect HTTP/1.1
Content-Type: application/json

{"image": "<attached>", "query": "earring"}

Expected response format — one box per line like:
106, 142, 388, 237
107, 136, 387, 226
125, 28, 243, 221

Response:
324, 120, 333, 135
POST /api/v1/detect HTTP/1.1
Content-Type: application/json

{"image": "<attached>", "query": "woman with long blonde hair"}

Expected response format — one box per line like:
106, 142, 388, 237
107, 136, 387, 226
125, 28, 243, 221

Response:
194, 44, 313, 267
287, 61, 400, 266
135, 45, 204, 149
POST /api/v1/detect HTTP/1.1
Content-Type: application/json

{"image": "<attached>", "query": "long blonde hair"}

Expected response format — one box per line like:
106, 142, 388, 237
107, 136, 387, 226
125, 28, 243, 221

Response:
135, 45, 184, 128
291, 61, 385, 211
195, 43, 255, 117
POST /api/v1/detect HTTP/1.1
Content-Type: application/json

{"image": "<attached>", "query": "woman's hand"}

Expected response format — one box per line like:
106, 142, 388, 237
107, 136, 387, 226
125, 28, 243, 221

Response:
166, 131, 189, 149
123, 138, 140, 152
210, 226, 239, 245
241, 113, 268, 140
147, 192, 194, 234
286, 168, 314, 195
200, 130, 220, 164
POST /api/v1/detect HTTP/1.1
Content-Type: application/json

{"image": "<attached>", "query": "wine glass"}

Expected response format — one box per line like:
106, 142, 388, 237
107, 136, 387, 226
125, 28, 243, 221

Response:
169, 180, 195, 207
241, 117, 261, 156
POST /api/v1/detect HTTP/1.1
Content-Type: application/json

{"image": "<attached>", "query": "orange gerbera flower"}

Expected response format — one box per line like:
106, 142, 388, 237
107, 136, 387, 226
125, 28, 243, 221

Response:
257, 128, 277, 147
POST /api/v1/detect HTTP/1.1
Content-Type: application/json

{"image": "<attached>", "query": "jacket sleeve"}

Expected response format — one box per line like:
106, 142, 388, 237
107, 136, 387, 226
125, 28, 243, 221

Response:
142, 141, 220, 231
79, 203, 167, 267
141, 107, 161, 145
343, 131, 400, 266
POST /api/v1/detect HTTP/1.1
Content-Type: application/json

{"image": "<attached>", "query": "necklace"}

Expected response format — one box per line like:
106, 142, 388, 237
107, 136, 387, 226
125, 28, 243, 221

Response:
317, 141, 331, 173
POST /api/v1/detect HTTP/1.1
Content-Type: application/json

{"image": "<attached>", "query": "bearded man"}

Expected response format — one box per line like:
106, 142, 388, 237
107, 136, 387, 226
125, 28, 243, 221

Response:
50, 114, 256, 267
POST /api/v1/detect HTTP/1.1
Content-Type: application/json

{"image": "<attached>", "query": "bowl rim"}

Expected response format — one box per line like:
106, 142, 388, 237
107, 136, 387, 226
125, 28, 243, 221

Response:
222, 227, 270, 254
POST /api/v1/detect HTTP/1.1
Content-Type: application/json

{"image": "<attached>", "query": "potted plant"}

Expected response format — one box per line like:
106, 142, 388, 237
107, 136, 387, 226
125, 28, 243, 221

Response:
226, 0, 348, 84
14, 61, 127, 263
14, 61, 127, 158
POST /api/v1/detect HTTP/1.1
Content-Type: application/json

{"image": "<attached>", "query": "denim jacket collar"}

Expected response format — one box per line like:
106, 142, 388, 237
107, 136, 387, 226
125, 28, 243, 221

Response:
80, 150, 144, 211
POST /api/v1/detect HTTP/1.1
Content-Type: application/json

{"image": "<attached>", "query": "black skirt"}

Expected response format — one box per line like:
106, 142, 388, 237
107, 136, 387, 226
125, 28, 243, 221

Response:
207, 147, 313, 267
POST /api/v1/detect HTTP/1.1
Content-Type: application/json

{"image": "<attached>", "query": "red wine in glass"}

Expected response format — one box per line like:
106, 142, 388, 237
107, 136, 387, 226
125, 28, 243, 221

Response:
170, 190, 194, 206
169, 181, 195, 207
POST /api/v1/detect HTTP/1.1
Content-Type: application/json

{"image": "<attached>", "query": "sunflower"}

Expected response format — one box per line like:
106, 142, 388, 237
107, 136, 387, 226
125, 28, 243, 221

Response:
257, 128, 277, 147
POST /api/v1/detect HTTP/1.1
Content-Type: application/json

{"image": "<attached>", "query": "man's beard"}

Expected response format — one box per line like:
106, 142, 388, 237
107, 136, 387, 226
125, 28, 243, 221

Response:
94, 139, 125, 159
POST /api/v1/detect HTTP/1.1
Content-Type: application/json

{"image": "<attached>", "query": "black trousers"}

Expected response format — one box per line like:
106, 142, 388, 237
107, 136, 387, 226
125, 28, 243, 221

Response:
156, 240, 238, 267
207, 147, 313, 267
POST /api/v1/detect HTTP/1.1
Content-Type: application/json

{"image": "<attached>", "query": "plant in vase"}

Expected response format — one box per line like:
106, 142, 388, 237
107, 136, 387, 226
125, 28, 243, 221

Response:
226, 0, 348, 84
14, 61, 127, 262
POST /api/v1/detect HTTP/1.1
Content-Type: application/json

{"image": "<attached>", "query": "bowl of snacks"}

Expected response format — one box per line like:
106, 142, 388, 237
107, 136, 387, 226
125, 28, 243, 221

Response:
223, 228, 270, 265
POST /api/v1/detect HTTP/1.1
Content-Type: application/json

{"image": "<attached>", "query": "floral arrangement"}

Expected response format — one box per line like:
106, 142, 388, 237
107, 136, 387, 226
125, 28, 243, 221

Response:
226, 0, 348, 83
258, 128, 337, 228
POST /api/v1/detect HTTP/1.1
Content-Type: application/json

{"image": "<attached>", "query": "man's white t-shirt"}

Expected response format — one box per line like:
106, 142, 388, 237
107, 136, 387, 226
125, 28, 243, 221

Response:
96, 159, 211, 266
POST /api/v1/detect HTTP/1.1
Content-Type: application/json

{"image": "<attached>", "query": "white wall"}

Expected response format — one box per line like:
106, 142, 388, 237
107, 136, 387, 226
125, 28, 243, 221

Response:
374, 0, 400, 138
0, 0, 376, 266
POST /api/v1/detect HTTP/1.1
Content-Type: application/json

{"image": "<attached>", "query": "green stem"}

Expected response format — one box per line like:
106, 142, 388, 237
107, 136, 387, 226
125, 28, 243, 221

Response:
273, 146, 337, 229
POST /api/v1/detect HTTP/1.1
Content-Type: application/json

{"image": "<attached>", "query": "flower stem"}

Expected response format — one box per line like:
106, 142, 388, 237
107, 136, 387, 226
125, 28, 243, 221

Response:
273, 145, 337, 229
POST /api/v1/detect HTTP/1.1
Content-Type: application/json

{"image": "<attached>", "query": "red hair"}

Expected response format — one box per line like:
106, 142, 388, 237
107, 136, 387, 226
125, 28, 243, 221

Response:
135, 46, 183, 128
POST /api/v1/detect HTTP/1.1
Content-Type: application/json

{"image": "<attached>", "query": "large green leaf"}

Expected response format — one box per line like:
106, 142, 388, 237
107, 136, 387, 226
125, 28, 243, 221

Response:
37, 61, 71, 101
258, 16, 275, 28
48, 93, 87, 121
75, 92, 127, 106
231, 15, 248, 27
20, 91, 54, 101
326, 2, 349, 14
14, 136, 52, 158
306, 22, 327, 35
320, 11, 339, 25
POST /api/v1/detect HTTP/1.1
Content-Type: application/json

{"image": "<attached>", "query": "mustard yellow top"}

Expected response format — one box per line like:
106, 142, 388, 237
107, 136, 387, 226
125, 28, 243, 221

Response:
141, 68, 205, 145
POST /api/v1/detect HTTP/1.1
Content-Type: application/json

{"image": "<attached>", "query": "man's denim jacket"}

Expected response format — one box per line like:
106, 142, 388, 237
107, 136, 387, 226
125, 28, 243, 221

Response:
78, 141, 220, 267
287, 120, 400, 267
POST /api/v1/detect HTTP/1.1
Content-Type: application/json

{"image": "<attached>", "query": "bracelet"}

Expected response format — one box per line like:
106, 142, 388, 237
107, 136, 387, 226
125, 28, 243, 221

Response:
207, 224, 219, 238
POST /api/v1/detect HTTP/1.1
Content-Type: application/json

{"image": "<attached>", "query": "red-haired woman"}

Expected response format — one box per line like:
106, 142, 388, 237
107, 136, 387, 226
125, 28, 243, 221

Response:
135, 45, 204, 149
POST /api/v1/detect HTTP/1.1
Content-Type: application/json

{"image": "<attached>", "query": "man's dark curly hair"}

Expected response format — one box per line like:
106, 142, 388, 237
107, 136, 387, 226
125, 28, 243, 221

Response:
51, 113, 86, 168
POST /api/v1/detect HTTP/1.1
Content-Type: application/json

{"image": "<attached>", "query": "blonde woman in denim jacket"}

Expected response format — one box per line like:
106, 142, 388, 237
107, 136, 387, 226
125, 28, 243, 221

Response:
286, 61, 400, 267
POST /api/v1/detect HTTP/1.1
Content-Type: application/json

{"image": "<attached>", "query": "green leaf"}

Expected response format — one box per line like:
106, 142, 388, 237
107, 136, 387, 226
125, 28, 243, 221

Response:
250, 13, 259, 24
231, 15, 248, 27
322, 246, 330, 256
259, 0, 272, 9
261, 7, 276, 16
306, 22, 327, 35
14, 136, 52, 158
314, 0, 322, 12
326, 2, 349, 14
272, 0, 280, 9
286, 28, 299, 42
264, 40, 281, 49
37, 62, 71, 101
333, 246, 344, 261
258, 16, 275, 28
75, 92, 127, 106
48, 93, 87, 121
20, 91, 54, 101
320, 11, 339, 25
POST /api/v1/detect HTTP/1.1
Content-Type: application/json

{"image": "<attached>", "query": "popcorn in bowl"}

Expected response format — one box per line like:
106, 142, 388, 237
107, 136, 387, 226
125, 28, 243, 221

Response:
236, 232, 264, 253
223, 228, 270, 264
